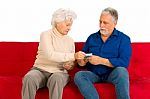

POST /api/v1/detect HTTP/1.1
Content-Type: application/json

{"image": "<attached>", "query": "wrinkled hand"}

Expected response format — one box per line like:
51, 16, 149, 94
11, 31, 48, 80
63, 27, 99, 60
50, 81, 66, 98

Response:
63, 61, 73, 70
74, 51, 85, 60
88, 55, 102, 65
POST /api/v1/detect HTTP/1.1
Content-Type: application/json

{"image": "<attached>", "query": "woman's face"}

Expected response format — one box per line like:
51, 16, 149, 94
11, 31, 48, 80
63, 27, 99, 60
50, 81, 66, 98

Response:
55, 19, 73, 35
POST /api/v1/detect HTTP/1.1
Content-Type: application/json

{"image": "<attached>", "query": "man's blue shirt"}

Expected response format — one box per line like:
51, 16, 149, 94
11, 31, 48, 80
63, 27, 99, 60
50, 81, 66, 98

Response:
82, 28, 132, 76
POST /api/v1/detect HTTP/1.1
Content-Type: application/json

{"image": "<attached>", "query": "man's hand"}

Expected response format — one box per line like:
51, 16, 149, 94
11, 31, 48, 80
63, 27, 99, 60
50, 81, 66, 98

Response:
88, 55, 113, 67
74, 51, 89, 66
88, 55, 103, 65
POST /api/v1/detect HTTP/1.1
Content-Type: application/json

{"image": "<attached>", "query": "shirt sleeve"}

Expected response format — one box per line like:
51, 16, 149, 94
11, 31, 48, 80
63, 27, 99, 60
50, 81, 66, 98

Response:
108, 36, 132, 68
39, 32, 75, 63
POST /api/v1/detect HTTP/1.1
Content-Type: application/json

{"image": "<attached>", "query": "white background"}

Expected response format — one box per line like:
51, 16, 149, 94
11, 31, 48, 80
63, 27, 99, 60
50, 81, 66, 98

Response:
0, 0, 150, 42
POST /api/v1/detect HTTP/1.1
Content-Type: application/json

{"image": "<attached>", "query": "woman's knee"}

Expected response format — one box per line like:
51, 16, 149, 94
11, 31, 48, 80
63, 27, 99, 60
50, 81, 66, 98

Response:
23, 70, 44, 87
48, 73, 69, 86
23, 73, 35, 86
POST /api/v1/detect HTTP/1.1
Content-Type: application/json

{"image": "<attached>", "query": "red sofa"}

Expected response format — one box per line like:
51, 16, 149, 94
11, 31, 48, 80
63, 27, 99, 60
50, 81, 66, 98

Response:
0, 42, 150, 99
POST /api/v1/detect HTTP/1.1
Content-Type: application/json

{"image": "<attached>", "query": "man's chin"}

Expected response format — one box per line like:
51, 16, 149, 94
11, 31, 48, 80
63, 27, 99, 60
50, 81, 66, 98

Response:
102, 34, 109, 36
100, 32, 109, 36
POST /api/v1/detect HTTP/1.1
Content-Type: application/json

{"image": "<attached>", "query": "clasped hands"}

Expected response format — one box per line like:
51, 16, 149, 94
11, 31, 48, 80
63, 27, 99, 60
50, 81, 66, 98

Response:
63, 51, 104, 70
74, 51, 103, 65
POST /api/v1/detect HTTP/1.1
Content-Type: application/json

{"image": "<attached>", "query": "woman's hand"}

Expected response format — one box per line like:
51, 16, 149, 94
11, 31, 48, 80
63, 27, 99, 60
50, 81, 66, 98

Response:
63, 61, 74, 70
74, 51, 85, 59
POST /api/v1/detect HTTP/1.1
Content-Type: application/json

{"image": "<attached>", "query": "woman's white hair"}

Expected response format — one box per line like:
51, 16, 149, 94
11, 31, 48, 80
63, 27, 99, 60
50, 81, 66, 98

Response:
51, 8, 77, 27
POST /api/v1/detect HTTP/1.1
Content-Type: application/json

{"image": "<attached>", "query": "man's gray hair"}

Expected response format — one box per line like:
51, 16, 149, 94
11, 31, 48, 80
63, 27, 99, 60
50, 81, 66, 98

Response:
102, 7, 118, 22
51, 8, 77, 27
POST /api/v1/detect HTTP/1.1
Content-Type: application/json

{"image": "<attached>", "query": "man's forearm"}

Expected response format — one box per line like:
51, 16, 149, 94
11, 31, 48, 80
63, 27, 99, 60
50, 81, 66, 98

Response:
101, 58, 113, 68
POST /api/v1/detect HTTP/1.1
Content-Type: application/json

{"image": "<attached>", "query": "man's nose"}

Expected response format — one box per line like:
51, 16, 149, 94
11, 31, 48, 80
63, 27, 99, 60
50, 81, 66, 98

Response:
100, 22, 105, 28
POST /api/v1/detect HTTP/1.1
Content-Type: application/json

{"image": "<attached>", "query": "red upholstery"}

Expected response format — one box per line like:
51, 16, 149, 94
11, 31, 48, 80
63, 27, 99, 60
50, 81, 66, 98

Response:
0, 42, 149, 99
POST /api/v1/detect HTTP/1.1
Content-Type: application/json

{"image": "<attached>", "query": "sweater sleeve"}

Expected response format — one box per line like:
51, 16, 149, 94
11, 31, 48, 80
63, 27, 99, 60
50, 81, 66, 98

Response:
39, 32, 75, 63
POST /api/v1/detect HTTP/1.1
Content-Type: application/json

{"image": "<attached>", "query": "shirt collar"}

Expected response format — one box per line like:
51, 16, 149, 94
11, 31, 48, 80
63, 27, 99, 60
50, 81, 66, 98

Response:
111, 28, 118, 36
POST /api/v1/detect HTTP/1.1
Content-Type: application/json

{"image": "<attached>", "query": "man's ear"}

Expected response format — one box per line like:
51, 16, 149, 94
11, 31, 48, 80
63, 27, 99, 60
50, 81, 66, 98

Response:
114, 21, 117, 26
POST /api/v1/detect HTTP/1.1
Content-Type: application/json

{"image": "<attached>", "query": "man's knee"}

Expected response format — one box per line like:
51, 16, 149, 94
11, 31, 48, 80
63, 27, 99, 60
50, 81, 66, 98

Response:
114, 67, 128, 74
74, 71, 86, 84
113, 67, 129, 80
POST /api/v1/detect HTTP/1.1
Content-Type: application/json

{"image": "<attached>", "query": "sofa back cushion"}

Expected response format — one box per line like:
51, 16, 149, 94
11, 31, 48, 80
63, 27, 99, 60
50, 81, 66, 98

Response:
128, 43, 150, 81
0, 42, 38, 76
0, 42, 150, 81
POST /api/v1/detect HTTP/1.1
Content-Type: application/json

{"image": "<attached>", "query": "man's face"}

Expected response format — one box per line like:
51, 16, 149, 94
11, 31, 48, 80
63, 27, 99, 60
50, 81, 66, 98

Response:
99, 13, 117, 36
56, 19, 73, 35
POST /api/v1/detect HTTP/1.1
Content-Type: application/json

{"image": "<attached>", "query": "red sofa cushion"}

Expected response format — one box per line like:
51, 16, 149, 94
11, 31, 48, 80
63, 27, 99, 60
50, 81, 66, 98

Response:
0, 76, 22, 99
0, 42, 150, 99
128, 43, 150, 81
0, 42, 38, 76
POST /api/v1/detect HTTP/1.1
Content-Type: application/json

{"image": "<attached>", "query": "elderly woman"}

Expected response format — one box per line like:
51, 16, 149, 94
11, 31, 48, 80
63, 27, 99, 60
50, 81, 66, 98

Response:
22, 8, 77, 99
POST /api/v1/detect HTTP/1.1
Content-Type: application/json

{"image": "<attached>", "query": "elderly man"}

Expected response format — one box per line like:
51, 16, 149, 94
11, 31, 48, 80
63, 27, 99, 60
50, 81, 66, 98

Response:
22, 8, 77, 99
74, 7, 132, 99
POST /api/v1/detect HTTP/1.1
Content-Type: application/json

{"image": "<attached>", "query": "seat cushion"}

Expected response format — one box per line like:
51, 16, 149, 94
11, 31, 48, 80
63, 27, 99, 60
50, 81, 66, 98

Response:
0, 76, 22, 99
